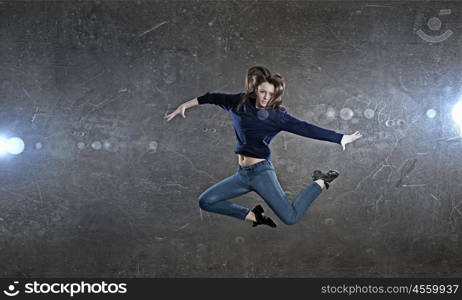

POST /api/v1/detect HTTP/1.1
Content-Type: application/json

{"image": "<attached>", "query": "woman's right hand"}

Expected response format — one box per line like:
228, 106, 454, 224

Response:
340, 131, 362, 151
163, 105, 186, 122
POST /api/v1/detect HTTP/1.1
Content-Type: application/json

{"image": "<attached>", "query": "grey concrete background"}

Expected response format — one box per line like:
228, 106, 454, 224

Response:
0, 0, 461, 277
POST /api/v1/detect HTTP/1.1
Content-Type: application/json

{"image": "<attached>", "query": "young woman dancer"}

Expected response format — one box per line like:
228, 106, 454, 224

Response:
164, 66, 362, 228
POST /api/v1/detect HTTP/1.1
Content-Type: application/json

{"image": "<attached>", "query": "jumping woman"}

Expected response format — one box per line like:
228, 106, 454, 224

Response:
163, 66, 362, 228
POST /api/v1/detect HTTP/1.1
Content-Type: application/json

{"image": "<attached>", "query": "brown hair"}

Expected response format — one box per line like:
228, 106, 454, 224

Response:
236, 66, 286, 112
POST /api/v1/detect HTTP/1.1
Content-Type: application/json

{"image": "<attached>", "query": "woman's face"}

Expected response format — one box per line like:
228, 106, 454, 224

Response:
255, 81, 275, 109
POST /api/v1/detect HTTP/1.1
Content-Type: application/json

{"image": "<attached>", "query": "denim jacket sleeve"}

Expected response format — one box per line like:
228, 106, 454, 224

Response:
278, 110, 343, 144
197, 92, 242, 111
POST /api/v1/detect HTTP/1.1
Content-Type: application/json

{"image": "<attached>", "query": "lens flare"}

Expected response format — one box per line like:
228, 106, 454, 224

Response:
0, 137, 8, 156
7, 137, 25, 155
0, 137, 25, 156
452, 102, 462, 136
452, 102, 462, 125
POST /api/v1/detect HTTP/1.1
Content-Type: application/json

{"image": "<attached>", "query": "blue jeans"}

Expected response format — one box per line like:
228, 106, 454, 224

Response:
198, 160, 323, 225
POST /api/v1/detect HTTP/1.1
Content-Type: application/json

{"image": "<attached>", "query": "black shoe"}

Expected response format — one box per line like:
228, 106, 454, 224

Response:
251, 205, 277, 228
312, 169, 340, 190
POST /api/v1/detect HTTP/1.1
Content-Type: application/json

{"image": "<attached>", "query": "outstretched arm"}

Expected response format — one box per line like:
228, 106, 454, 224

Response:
279, 111, 363, 149
164, 92, 241, 122
163, 98, 198, 122
279, 111, 344, 144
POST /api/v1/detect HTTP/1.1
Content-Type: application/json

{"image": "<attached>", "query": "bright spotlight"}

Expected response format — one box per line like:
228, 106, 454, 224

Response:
0, 137, 8, 156
453, 102, 462, 136
0, 137, 25, 156
7, 137, 25, 155
452, 102, 462, 125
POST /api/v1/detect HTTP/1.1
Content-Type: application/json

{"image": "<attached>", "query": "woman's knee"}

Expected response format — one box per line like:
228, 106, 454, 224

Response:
278, 213, 299, 225
281, 218, 297, 226
198, 192, 214, 210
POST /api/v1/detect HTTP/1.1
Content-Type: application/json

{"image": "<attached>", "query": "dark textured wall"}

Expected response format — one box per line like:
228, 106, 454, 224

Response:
0, 0, 461, 277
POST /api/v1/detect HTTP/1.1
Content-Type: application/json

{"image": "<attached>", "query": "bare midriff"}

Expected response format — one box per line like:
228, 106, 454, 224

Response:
237, 154, 266, 167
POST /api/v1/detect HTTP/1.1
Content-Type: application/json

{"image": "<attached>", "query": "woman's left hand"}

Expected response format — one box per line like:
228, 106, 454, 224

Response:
340, 131, 363, 151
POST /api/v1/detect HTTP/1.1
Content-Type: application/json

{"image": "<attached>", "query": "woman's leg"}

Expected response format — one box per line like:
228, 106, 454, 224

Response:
250, 168, 323, 225
198, 173, 252, 220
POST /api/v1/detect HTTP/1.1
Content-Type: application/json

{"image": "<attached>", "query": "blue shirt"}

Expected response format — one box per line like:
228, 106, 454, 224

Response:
197, 92, 343, 160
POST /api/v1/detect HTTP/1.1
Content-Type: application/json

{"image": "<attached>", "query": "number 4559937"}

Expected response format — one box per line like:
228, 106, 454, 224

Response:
412, 285, 459, 294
